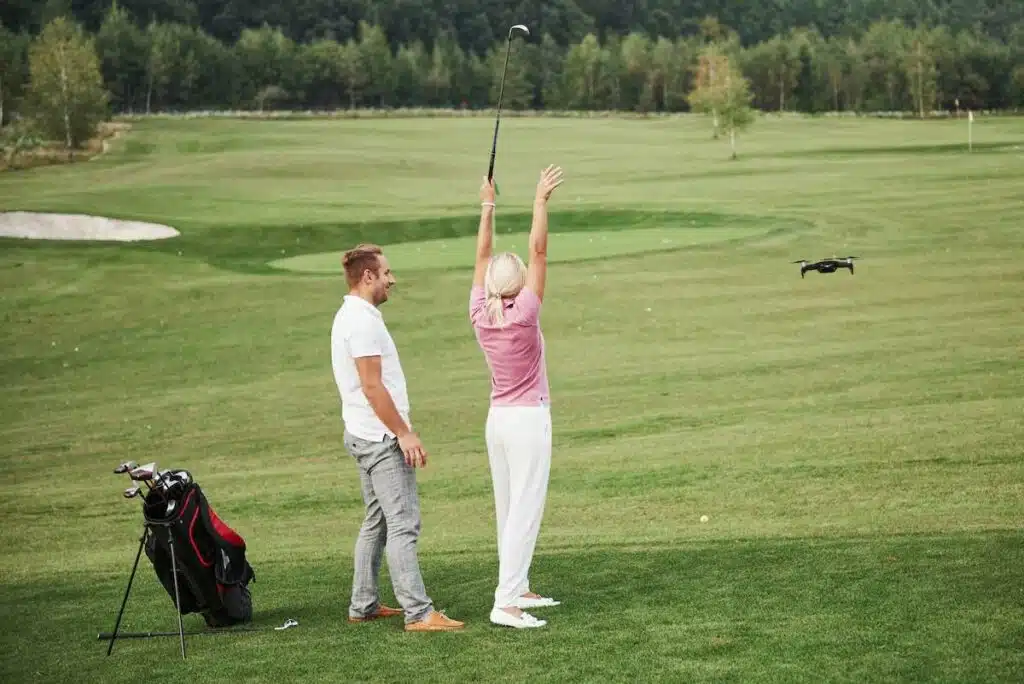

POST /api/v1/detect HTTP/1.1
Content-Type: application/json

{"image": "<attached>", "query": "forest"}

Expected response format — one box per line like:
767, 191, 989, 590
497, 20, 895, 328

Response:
1, 0, 1022, 123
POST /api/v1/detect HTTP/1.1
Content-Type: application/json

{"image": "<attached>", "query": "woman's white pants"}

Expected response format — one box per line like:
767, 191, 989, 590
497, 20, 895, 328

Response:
485, 403, 552, 609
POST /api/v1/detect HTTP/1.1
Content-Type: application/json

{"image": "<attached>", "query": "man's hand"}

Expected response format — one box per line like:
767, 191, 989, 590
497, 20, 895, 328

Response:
534, 165, 564, 204
480, 176, 496, 205
398, 430, 428, 468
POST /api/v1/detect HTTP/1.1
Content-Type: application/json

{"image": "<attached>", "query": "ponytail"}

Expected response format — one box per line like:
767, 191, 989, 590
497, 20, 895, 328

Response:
485, 291, 506, 326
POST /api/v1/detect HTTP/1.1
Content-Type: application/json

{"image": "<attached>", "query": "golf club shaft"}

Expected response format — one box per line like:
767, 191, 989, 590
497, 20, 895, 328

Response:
98, 627, 260, 639
487, 35, 514, 182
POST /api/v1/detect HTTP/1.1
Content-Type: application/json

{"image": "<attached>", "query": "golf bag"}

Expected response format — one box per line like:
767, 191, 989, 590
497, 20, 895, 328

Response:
142, 472, 255, 628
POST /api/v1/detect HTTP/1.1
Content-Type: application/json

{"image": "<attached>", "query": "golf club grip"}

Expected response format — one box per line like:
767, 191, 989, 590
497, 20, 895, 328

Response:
487, 129, 498, 180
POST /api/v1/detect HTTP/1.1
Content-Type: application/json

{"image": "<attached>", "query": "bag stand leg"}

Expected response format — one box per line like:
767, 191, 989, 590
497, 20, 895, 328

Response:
104, 522, 188, 660
106, 528, 148, 656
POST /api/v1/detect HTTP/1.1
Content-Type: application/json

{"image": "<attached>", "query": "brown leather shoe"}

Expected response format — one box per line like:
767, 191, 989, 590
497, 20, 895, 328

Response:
348, 605, 403, 623
404, 610, 465, 632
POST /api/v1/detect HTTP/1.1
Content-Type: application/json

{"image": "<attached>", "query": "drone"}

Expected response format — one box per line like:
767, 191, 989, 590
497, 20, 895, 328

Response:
792, 255, 859, 278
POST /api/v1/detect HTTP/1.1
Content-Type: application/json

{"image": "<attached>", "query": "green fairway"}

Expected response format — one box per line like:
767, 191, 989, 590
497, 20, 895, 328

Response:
269, 224, 778, 273
1, 113, 1023, 683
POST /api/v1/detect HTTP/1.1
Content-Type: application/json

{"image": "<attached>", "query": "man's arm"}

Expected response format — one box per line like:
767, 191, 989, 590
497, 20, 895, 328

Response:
473, 177, 497, 287
354, 355, 410, 437
353, 355, 427, 467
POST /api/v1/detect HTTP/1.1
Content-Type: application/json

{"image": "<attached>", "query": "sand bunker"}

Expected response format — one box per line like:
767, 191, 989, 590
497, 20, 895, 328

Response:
0, 211, 180, 242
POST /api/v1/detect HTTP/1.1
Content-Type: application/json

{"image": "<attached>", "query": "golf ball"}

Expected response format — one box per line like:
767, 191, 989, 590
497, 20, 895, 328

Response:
700, 515, 709, 523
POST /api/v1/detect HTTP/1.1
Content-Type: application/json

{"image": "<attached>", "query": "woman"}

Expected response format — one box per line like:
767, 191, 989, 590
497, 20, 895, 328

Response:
468, 165, 564, 629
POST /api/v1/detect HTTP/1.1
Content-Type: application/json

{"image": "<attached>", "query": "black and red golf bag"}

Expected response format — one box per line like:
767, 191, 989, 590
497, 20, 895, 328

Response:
142, 471, 256, 628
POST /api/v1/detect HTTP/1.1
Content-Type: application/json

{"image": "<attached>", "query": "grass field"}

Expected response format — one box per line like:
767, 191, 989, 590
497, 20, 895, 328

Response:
1, 112, 1023, 683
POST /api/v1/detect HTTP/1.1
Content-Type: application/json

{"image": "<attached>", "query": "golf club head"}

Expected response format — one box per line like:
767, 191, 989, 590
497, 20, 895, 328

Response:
160, 472, 185, 497
509, 24, 529, 39
129, 462, 157, 482
114, 461, 137, 474
123, 485, 142, 499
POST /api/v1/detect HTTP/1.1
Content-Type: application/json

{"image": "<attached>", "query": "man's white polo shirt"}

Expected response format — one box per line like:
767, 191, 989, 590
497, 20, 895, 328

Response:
330, 294, 411, 442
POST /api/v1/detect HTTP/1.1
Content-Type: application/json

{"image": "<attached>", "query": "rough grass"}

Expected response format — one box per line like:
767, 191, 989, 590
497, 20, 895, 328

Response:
0, 113, 1022, 683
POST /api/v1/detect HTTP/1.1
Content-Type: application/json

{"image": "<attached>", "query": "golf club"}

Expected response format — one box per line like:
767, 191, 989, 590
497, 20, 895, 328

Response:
129, 462, 157, 482
97, 618, 297, 640
130, 462, 162, 492
128, 462, 175, 513
487, 23, 530, 193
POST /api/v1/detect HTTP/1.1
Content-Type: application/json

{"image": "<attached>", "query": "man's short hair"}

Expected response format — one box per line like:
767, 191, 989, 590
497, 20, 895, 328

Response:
342, 243, 384, 288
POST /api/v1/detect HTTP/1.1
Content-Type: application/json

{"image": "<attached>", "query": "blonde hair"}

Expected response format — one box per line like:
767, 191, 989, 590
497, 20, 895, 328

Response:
484, 251, 527, 325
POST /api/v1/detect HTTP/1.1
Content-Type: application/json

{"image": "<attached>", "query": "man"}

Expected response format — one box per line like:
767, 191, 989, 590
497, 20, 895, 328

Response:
330, 243, 464, 632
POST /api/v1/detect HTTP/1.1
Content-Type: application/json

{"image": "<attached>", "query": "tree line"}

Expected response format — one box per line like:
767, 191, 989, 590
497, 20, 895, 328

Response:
4, 7, 1021, 122
1, 6, 1022, 158
5, 0, 1022, 52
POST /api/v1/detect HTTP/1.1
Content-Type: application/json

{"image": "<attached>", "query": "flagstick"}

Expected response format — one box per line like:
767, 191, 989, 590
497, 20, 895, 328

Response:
968, 110, 973, 152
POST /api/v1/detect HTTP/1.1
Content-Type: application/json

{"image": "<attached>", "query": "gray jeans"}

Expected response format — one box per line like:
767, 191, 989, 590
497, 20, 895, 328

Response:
344, 431, 434, 624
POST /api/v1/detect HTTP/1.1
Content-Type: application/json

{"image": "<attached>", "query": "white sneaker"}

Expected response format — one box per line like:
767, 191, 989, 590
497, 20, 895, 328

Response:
514, 595, 561, 609
490, 607, 547, 629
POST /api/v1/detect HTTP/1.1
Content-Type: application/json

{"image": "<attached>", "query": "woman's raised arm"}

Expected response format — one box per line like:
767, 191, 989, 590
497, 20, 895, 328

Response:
525, 165, 564, 302
473, 176, 497, 288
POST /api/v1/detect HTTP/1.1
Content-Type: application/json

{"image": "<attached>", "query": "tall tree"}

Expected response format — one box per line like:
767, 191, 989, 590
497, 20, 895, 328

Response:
719, 65, 756, 160
339, 38, 367, 108
534, 33, 566, 110
619, 31, 653, 112
690, 50, 755, 158
391, 40, 427, 107
357, 21, 393, 107
816, 36, 848, 111
298, 39, 348, 109
560, 33, 603, 109
235, 24, 297, 108
645, 36, 674, 111
861, 19, 910, 111
790, 27, 823, 112
904, 26, 939, 118
842, 36, 870, 112
95, 1, 149, 113
0, 23, 31, 126
690, 43, 732, 137
424, 39, 453, 106
25, 16, 108, 148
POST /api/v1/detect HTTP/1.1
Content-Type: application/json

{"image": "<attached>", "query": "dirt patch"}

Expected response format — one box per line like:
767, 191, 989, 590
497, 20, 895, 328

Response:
0, 211, 180, 241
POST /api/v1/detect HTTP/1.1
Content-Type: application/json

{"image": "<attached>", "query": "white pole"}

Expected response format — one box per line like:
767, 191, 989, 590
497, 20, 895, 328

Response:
968, 110, 973, 152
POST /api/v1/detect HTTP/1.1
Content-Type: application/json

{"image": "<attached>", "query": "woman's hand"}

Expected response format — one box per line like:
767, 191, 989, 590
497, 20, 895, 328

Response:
534, 165, 564, 204
481, 176, 496, 205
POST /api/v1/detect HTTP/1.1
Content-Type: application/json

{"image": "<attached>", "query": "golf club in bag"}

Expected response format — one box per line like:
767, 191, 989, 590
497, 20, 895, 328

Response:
486, 24, 530, 194
104, 462, 255, 659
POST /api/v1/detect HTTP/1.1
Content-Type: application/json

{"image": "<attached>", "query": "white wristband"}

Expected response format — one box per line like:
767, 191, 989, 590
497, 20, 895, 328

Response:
481, 202, 495, 208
